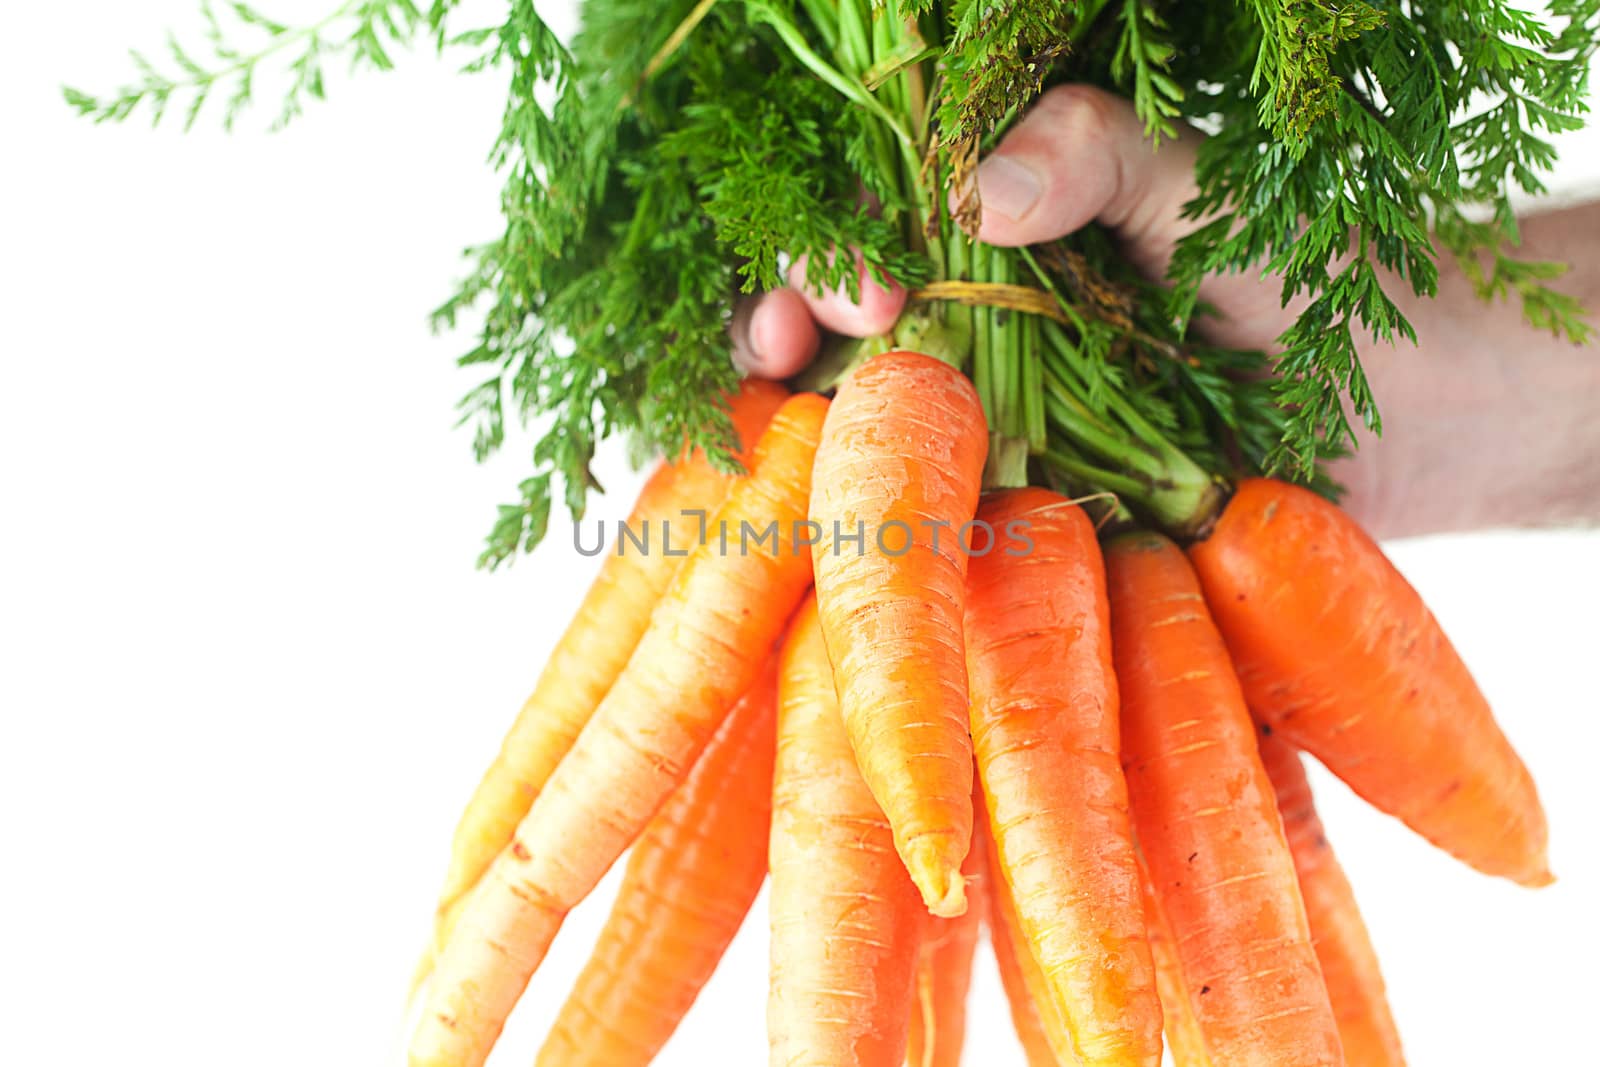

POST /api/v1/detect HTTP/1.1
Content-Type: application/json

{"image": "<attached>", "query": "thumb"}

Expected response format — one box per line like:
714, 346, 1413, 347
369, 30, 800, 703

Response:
967, 85, 1202, 277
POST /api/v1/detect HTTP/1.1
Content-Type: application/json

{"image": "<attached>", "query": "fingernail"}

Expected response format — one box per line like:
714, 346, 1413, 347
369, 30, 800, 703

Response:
975, 155, 1042, 221
730, 300, 763, 373
748, 301, 776, 364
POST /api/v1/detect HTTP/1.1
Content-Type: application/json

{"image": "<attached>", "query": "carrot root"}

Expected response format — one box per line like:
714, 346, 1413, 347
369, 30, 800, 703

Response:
809, 351, 988, 918
1107, 531, 1343, 1067
532, 663, 778, 1067
409, 393, 826, 1067
966, 489, 1161, 1067
1189, 478, 1550, 886
1259, 732, 1407, 1067
768, 596, 922, 1067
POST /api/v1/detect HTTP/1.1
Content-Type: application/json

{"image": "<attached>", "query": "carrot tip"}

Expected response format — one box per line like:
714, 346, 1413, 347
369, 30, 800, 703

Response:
907, 841, 968, 918
1519, 866, 1557, 889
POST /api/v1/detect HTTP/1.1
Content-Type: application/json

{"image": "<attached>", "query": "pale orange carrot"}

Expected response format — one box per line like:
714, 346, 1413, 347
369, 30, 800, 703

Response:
1189, 478, 1549, 886
966, 489, 1161, 1067
769, 595, 922, 1067
418, 379, 788, 985
1258, 732, 1407, 1067
1138, 855, 1212, 1067
907, 838, 985, 1067
1106, 531, 1343, 1067
409, 393, 827, 1067
978, 809, 1073, 1067
809, 350, 988, 917
533, 660, 779, 1067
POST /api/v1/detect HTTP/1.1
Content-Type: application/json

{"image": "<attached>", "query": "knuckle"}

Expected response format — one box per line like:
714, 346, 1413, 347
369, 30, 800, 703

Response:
1032, 84, 1128, 149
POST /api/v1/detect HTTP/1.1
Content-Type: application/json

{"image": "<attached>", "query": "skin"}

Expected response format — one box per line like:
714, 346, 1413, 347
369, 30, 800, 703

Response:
732, 85, 1600, 539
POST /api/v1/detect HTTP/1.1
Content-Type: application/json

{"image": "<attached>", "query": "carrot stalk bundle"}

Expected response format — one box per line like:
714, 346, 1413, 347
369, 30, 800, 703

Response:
769, 596, 922, 1067
533, 661, 780, 1067
1106, 531, 1344, 1067
416, 379, 788, 985
979, 810, 1072, 1067
906, 828, 986, 1067
409, 393, 827, 1067
964, 488, 1161, 1067
1189, 478, 1551, 886
1258, 732, 1408, 1067
809, 350, 989, 917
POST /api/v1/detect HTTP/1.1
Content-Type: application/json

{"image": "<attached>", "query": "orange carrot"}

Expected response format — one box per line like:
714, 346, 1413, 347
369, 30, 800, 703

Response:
809, 350, 988, 917
769, 595, 922, 1067
420, 378, 788, 981
533, 660, 779, 1067
1188, 478, 1550, 886
965, 488, 1161, 1067
410, 393, 827, 1067
1258, 732, 1407, 1067
907, 834, 985, 1067
978, 810, 1071, 1067
1138, 855, 1212, 1067
1106, 531, 1343, 1067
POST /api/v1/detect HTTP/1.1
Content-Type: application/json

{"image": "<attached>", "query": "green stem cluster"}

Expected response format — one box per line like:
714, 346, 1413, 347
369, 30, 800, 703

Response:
73, 0, 1596, 563
769, 0, 1213, 525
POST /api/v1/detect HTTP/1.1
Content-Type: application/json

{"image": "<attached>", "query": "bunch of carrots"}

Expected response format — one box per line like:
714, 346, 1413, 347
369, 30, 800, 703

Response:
405, 352, 1549, 1067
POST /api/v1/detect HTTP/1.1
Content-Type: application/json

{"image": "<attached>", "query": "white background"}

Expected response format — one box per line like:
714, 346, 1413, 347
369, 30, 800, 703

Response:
3, 3, 1598, 1065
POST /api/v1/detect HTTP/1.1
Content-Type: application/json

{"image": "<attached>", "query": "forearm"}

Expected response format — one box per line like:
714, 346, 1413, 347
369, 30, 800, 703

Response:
1114, 122, 1600, 538
1334, 201, 1600, 538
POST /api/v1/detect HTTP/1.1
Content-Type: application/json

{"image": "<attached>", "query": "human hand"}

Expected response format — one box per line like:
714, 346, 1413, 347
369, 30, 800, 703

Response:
730, 85, 1294, 376
731, 85, 1600, 539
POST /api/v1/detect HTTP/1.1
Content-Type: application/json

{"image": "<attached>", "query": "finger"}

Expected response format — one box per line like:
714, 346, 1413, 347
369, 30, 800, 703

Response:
963, 85, 1202, 274
730, 287, 821, 378
787, 252, 908, 338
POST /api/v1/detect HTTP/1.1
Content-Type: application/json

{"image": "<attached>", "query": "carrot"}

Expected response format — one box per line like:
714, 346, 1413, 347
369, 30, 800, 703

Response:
906, 827, 986, 1067
809, 350, 988, 917
418, 378, 788, 984
1106, 531, 1343, 1067
1258, 731, 1407, 1067
1138, 856, 1212, 1067
533, 660, 779, 1067
1188, 477, 1550, 886
409, 393, 827, 1067
978, 809, 1071, 1067
965, 488, 1161, 1067
768, 595, 923, 1067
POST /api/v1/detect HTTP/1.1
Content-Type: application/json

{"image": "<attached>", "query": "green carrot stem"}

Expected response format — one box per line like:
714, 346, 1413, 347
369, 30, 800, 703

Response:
1041, 357, 1223, 537
1040, 448, 1148, 500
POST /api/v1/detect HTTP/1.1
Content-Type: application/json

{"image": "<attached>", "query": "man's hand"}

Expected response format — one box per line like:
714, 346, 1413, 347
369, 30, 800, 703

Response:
732, 85, 1600, 539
